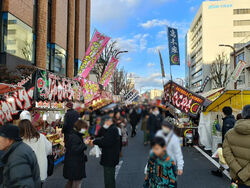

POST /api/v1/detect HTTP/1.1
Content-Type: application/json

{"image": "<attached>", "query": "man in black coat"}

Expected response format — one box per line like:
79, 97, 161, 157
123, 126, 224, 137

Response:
222, 106, 235, 142
89, 116, 120, 188
147, 107, 163, 142
0, 124, 41, 188
63, 102, 80, 141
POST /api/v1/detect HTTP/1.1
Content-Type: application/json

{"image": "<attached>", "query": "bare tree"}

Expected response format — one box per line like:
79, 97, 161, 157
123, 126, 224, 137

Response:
111, 68, 127, 95
122, 74, 134, 95
210, 52, 230, 88
21, 41, 33, 61
92, 41, 120, 82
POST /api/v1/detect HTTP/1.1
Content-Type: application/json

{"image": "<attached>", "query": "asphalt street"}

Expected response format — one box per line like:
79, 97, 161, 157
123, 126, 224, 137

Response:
44, 125, 231, 188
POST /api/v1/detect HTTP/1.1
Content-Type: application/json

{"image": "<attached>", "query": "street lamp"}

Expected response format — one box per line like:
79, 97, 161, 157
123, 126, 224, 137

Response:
219, 44, 237, 89
115, 50, 128, 58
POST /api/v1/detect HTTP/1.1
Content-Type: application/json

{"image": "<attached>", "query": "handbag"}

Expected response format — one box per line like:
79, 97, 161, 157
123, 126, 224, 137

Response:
47, 155, 55, 177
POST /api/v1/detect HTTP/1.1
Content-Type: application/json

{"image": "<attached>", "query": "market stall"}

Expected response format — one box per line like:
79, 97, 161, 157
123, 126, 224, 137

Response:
199, 90, 250, 152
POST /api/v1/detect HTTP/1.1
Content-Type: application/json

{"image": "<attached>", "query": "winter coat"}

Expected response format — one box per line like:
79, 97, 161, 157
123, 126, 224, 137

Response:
222, 115, 235, 142
144, 152, 177, 188
0, 150, 4, 185
147, 114, 163, 133
63, 130, 87, 180
130, 110, 139, 126
93, 125, 120, 167
23, 134, 52, 181
63, 109, 80, 138
141, 117, 149, 131
223, 119, 250, 186
156, 130, 184, 170
1, 141, 41, 188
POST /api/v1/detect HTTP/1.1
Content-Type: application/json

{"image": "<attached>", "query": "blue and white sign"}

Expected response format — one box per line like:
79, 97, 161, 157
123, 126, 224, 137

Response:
167, 27, 180, 66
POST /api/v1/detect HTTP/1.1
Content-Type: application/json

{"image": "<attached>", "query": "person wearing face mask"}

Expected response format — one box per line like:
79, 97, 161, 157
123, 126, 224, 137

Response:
147, 107, 163, 142
63, 120, 88, 188
155, 119, 184, 177
87, 116, 120, 188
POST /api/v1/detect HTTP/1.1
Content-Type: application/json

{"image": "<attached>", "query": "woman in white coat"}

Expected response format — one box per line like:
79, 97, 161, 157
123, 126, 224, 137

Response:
18, 119, 52, 182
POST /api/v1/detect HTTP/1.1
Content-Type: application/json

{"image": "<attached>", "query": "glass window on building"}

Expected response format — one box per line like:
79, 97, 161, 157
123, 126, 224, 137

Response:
192, 80, 202, 88
74, 59, 81, 76
234, 9, 250, 15
2, 13, 34, 62
234, 31, 250, 38
234, 20, 250, 26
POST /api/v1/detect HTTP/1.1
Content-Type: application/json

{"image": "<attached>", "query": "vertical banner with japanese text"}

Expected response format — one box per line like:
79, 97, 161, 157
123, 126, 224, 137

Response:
231, 60, 246, 82
167, 27, 180, 65
78, 30, 110, 79
99, 57, 119, 87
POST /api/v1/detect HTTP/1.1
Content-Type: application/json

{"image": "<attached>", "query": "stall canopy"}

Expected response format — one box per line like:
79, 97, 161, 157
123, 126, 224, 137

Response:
201, 88, 225, 102
204, 90, 250, 113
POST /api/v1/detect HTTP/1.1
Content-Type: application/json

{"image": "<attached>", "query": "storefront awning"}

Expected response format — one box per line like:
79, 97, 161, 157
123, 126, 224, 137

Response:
201, 88, 225, 102
204, 90, 250, 113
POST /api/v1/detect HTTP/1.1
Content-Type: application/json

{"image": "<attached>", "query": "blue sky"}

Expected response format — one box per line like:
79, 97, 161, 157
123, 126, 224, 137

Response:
91, 0, 205, 90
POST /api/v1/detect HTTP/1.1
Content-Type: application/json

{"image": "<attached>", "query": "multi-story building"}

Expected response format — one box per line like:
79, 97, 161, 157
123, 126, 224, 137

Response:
228, 40, 250, 90
186, 0, 250, 92
0, 0, 91, 78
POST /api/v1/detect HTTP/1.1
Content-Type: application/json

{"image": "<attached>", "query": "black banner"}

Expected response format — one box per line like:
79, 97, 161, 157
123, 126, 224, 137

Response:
163, 81, 206, 117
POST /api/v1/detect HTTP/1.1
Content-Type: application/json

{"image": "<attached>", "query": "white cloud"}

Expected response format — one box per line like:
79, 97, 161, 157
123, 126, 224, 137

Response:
134, 73, 167, 89
147, 62, 155, 67
147, 45, 167, 54
92, 0, 141, 23
190, 6, 198, 13
115, 33, 149, 52
125, 57, 132, 62
157, 30, 167, 38
140, 19, 169, 29
150, 0, 176, 4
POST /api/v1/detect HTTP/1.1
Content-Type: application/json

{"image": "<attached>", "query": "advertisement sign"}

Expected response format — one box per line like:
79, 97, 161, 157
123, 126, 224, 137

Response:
200, 76, 210, 93
231, 60, 246, 82
34, 70, 82, 102
78, 30, 110, 79
0, 75, 35, 125
167, 27, 180, 65
163, 81, 206, 117
80, 79, 99, 103
99, 57, 119, 87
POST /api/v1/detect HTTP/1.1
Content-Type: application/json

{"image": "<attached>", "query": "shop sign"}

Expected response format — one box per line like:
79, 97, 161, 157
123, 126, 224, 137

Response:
99, 57, 119, 87
231, 60, 246, 83
34, 70, 82, 102
163, 81, 205, 117
80, 79, 99, 103
77, 30, 110, 79
0, 76, 34, 125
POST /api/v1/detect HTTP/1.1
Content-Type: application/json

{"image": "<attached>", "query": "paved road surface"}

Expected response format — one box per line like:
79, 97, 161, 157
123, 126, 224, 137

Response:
44, 125, 231, 188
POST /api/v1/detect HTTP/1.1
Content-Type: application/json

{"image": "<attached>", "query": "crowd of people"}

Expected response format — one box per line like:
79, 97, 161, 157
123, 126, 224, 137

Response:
0, 102, 249, 188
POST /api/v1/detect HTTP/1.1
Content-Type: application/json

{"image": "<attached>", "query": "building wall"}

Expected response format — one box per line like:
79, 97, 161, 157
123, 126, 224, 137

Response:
0, 0, 91, 78
2, 0, 33, 27
186, 0, 250, 92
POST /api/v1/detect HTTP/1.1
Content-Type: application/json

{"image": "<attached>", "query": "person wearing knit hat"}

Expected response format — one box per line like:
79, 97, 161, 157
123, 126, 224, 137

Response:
155, 118, 184, 177
0, 124, 41, 187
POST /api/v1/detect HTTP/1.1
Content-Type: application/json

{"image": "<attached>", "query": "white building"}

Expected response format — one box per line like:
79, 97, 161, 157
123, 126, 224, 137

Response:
186, 0, 250, 92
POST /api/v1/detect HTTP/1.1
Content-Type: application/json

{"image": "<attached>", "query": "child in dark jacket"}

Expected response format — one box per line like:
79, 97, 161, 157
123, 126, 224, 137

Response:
144, 137, 177, 188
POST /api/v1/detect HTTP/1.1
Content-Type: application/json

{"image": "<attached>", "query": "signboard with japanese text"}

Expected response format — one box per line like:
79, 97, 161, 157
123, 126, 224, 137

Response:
77, 30, 110, 79
200, 76, 210, 93
163, 81, 206, 117
231, 60, 246, 82
80, 79, 99, 103
0, 75, 35, 125
34, 70, 83, 102
99, 57, 119, 87
167, 27, 180, 65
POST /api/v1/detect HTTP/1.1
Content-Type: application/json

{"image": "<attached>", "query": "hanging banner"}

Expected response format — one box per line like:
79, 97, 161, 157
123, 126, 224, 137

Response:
34, 70, 82, 102
78, 30, 110, 79
80, 79, 99, 103
200, 76, 210, 93
0, 75, 35, 125
231, 60, 246, 82
167, 27, 180, 65
158, 50, 165, 77
99, 57, 119, 87
163, 81, 206, 117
